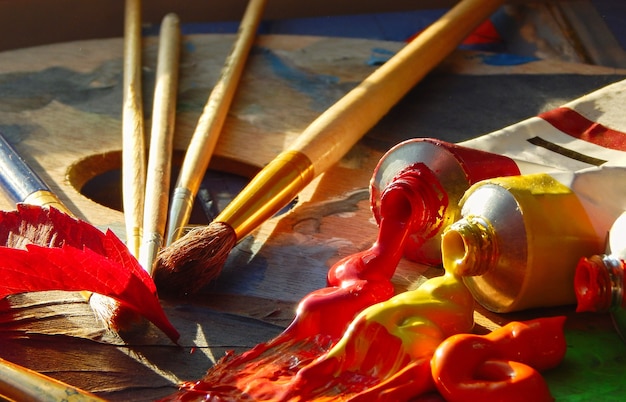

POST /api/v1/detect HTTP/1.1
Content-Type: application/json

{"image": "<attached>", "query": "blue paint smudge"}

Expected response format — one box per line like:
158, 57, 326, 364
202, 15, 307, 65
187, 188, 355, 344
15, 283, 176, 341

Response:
255, 46, 356, 111
0, 125, 31, 142
480, 53, 539, 66
0, 62, 125, 117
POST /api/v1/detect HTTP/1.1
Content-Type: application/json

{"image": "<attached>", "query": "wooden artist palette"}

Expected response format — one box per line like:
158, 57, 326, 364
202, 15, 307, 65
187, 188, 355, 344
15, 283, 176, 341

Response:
0, 33, 625, 400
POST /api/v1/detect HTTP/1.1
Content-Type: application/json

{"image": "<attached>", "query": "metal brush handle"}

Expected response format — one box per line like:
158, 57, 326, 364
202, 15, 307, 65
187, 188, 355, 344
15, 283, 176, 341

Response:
0, 131, 71, 214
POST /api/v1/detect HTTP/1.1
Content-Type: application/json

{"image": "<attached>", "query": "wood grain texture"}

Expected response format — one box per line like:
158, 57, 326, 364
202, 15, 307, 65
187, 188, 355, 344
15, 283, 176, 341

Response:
0, 34, 625, 400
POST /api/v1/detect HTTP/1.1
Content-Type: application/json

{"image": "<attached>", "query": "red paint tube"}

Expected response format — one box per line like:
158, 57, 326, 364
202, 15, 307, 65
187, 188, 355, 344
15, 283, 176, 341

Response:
370, 138, 521, 266
575, 211, 626, 341
459, 79, 626, 172
283, 142, 515, 341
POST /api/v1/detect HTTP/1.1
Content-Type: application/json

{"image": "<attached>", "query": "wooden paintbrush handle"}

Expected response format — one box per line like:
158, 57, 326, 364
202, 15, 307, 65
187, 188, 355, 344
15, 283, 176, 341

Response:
175, 0, 267, 193
291, 0, 504, 175
122, 0, 146, 257
140, 13, 181, 272
0, 356, 105, 401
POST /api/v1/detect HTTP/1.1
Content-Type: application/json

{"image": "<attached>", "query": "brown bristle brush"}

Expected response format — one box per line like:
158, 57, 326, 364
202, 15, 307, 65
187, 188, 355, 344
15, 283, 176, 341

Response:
153, 0, 505, 296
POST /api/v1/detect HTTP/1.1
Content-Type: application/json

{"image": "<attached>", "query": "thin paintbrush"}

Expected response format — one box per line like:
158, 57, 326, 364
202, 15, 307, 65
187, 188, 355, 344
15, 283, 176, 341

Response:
165, 0, 267, 246
122, 0, 146, 258
0, 356, 105, 401
89, 0, 149, 332
0, 131, 135, 331
153, 0, 504, 295
139, 13, 181, 273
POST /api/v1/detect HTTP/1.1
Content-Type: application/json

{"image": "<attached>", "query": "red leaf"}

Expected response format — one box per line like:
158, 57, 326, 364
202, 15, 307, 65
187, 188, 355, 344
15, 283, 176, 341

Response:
0, 204, 179, 342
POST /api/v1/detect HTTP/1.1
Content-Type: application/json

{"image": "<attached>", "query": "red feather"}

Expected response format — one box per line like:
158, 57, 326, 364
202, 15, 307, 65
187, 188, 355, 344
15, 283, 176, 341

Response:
0, 204, 179, 342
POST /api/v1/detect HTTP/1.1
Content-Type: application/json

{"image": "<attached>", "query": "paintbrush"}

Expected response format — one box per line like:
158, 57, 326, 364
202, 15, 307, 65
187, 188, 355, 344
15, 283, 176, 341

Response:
0, 131, 138, 331
165, 0, 267, 246
122, 0, 146, 259
139, 12, 181, 273
153, 0, 504, 295
88, 0, 150, 332
0, 356, 106, 401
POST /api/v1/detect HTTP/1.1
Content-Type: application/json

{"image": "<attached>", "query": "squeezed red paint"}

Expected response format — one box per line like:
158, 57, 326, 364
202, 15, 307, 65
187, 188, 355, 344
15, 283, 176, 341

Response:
161, 272, 475, 401
431, 316, 567, 402
279, 167, 423, 342
280, 271, 475, 401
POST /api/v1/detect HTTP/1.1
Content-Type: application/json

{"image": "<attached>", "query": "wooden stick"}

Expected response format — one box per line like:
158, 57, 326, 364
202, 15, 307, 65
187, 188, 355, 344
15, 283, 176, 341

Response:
139, 13, 181, 273
154, 0, 505, 295
165, 0, 267, 245
0, 356, 105, 401
122, 0, 146, 258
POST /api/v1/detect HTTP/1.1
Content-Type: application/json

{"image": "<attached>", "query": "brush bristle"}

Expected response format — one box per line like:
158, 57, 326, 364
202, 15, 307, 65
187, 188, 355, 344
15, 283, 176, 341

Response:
89, 293, 144, 332
153, 221, 237, 296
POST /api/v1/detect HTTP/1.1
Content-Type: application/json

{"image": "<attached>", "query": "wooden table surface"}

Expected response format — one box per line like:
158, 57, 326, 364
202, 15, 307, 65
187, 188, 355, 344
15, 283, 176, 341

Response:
0, 33, 625, 400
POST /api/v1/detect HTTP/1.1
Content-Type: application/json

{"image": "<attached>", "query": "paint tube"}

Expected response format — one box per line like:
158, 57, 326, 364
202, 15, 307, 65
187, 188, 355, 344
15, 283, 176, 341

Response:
459, 78, 626, 172
441, 167, 626, 313
574, 211, 626, 341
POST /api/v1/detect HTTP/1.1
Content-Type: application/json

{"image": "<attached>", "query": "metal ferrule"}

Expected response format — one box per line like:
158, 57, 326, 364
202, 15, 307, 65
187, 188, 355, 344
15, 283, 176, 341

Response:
165, 187, 194, 245
139, 232, 164, 275
215, 150, 314, 241
23, 190, 72, 216
602, 255, 625, 311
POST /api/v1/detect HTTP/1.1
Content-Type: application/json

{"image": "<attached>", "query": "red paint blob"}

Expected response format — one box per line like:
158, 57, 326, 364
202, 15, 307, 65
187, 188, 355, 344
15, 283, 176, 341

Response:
432, 317, 567, 402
